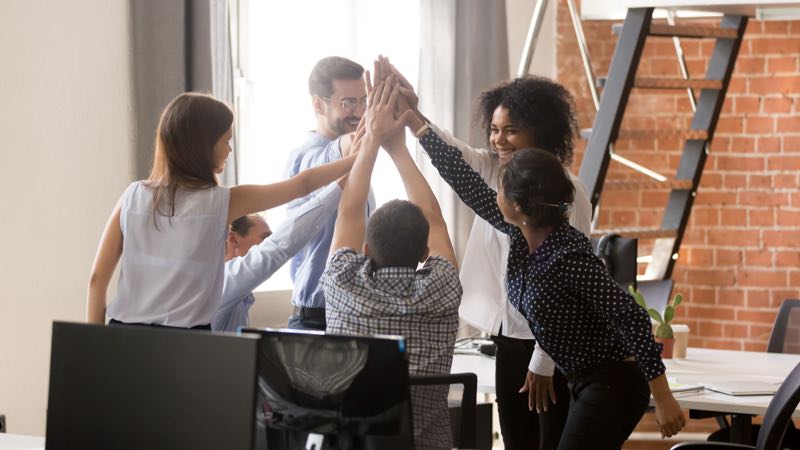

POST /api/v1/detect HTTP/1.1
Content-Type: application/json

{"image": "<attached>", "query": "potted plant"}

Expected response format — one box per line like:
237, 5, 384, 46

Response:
629, 286, 683, 359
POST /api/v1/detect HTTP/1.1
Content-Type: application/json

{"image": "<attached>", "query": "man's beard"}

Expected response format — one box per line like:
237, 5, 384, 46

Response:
334, 115, 360, 136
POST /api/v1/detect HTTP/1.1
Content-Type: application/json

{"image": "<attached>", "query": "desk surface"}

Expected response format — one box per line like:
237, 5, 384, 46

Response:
452, 347, 800, 417
0, 434, 44, 449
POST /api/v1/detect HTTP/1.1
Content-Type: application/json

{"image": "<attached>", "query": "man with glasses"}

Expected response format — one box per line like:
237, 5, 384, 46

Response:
283, 56, 374, 330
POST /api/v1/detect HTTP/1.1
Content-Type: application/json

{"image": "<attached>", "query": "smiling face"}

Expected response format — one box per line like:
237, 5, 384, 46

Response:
317, 78, 367, 138
213, 127, 233, 174
489, 106, 537, 164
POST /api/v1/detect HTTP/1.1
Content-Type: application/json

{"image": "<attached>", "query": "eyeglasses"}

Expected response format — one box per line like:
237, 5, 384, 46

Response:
322, 97, 367, 112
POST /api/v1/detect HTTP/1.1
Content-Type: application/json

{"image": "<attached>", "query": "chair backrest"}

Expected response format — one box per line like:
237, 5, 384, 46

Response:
409, 372, 477, 449
767, 299, 800, 354
757, 362, 800, 450
591, 234, 638, 290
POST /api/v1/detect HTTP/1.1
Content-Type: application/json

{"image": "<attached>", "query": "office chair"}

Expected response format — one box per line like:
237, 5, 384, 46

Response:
670, 361, 800, 450
409, 372, 477, 449
707, 300, 800, 446
767, 299, 800, 354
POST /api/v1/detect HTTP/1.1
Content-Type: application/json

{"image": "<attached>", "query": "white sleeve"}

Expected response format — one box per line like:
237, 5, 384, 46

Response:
427, 123, 496, 178
529, 346, 557, 376
568, 172, 593, 236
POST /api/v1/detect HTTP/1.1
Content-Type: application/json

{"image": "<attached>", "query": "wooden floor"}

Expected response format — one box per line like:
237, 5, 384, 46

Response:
623, 412, 718, 450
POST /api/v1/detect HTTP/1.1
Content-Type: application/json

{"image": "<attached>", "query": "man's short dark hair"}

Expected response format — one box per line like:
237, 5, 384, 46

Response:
366, 200, 429, 268
308, 56, 365, 98
477, 76, 577, 166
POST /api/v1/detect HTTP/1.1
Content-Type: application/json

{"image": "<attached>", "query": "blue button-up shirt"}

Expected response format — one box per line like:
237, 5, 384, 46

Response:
212, 183, 343, 332
283, 132, 375, 309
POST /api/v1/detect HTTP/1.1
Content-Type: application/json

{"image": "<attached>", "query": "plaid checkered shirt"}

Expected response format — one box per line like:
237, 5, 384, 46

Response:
322, 248, 462, 450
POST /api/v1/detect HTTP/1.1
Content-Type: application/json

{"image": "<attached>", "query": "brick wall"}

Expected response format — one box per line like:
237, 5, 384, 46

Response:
556, 2, 800, 350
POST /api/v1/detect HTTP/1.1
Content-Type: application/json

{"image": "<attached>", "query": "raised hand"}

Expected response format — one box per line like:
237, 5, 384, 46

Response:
364, 76, 413, 145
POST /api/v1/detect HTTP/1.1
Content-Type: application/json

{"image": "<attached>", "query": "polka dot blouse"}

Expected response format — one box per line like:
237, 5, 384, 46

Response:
419, 130, 666, 381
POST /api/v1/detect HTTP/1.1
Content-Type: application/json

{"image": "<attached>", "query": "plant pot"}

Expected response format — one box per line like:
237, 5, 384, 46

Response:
656, 337, 675, 359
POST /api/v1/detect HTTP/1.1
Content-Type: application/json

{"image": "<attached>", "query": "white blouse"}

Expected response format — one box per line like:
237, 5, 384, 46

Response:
107, 181, 230, 327
427, 124, 593, 374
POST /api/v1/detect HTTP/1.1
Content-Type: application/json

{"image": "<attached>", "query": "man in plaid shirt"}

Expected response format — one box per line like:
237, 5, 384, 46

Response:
321, 71, 462, 450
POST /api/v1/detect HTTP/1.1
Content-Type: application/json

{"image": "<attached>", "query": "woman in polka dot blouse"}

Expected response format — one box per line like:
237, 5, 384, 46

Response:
414, 129, 686, 449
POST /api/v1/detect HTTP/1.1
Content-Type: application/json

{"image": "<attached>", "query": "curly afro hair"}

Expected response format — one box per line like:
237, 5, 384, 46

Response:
477, 76, 577, 166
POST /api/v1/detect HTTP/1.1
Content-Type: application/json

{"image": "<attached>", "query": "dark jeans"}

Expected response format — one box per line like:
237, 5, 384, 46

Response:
286, 306, 326, 331
558, 361, 650, 450
492, 335, 570, 450
108, 318, 211, 330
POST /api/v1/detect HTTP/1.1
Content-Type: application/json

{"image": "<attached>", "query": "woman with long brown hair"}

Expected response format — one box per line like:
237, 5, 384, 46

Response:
86, 92, 356, 329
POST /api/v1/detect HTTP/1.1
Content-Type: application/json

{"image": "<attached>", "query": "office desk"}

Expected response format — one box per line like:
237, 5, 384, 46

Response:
453, 347, 800, 444
0, 434, 44, 449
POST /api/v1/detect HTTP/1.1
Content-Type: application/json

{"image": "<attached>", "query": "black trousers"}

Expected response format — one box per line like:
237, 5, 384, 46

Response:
558, 361, 650, 450
492, 335, 570, 450
286, 306, 326, 331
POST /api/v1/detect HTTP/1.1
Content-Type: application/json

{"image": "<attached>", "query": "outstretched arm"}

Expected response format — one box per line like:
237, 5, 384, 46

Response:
330, 74, 411, 253
383, 139, 457, 268
228, 154, 355, 225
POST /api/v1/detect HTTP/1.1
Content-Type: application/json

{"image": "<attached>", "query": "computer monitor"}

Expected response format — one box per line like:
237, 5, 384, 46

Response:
243, 328, 414, 450
46, 322, 259, 450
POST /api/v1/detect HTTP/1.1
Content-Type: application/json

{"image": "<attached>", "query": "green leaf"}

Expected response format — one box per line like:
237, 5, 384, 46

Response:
656, 323, 673, 339
647, 309, 663, 324
672, 294, 683, 308
664, 305, 674, 323
630, 287, 648, 309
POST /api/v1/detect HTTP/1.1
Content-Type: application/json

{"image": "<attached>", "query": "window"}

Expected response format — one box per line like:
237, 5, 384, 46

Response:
236, 0, 420, 291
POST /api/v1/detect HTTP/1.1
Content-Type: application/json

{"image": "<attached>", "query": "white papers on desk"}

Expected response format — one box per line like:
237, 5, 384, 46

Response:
704, 381, 782, 396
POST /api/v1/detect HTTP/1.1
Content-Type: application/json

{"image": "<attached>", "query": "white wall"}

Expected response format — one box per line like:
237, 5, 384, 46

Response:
0, 1, 133, 435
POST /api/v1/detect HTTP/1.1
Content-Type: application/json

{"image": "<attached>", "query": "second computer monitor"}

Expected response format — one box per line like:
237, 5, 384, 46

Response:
244, 328, 414, 450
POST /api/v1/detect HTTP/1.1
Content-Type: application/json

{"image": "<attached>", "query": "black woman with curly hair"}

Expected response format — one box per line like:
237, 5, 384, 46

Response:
381, 54, 591, 450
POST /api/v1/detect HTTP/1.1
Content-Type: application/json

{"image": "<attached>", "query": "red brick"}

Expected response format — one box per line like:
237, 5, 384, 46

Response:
641, 191, 668, 208
748, 174, 772, 189
689, 248, 714, 266
749, 209, 775, 227
758, 137, 782, 153
736, 308, 780, 324
776, 251, 800, 266
690, 208, 719, 226
723, 323, 749, 337
715, 155, 765, 171
767, 56, 798, 73
723, 174, 747, 188
750, 38, 800, 55
734, 57, 766, 75
763, 21, 791, 34
747, 293, 774, 308
686, 305, 736, 320
771, 289, 799, 305
715, 116, 743, 133
764, 230, 800, 247
791, 271, 800, 286
768, 155, 800, 171
749, 76, 800, 95
700, 173, 723, 188
707, 229, 761, 247
777, 209, 800, 226
745, 250, 773, 267
777, 116, 800, 132
745, 116, 774, 134
718, 288, 746, 307
747, 289, 771, 306
690, 286, 717, 305
730, 137, 757, 152
695, 191, 738, 206
720, 209, 748, 227
734, 96, 761, 113
774, 174, 798, 188
737, 269, 788, 288
699, 322, 723, 336
716, 249, 743, 265
739, 191, 789, 206
763, 96, 794, 113
685, 268, 736, 286
784, 137, 800, 151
